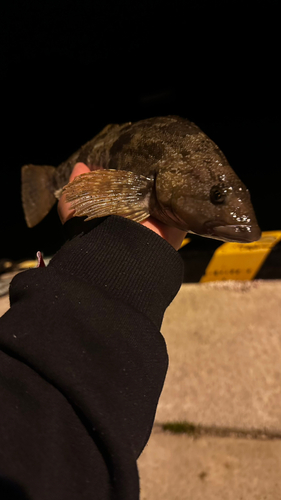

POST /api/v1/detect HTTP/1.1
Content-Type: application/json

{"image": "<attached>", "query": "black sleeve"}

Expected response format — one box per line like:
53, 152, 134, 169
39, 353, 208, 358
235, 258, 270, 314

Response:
0, 215, 183, 500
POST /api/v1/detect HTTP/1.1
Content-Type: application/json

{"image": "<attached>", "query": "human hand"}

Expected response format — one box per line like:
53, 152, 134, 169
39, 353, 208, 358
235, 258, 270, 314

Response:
58, 163, 187, 250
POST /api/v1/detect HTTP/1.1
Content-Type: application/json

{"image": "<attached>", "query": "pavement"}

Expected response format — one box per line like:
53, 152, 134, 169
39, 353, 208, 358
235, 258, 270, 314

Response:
0, 291, 9, 316
1, 277, 281, 499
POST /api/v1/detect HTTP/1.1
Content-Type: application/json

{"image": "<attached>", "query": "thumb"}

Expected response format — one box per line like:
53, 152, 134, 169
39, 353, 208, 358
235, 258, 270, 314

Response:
69, 162, 91, 182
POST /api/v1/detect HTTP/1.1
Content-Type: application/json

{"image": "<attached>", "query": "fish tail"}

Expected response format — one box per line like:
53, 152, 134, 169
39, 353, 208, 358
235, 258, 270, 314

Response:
21, 164, 57, 227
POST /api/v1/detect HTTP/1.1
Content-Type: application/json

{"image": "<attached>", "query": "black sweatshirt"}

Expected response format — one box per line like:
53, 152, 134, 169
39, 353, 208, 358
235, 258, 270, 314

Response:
0, 216, 183, 500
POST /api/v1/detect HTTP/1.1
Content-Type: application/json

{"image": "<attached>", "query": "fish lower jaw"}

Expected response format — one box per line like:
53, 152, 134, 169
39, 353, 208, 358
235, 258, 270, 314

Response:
204, 221, 262, 243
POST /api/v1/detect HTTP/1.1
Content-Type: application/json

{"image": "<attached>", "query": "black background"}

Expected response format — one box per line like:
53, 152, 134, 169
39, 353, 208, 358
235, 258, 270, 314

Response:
1, 0, 280, 260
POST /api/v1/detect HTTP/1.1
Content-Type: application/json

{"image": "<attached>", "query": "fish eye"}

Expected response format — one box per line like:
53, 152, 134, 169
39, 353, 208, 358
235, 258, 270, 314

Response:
210, 185, 226, 204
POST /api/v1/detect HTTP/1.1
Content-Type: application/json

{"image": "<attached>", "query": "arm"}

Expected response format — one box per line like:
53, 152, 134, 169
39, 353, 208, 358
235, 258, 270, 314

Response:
0, 168, 184, 500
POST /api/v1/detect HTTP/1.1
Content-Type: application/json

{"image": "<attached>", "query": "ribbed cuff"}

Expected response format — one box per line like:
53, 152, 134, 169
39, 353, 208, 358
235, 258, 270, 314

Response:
49, 216, 184, 328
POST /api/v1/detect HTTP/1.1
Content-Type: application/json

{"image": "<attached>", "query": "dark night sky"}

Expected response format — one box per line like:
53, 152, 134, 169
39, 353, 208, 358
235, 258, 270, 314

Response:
1, 0, 280, 260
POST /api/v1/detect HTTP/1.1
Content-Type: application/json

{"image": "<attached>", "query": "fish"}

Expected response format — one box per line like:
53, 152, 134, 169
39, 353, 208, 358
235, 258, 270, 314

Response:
21, 115, 261, 243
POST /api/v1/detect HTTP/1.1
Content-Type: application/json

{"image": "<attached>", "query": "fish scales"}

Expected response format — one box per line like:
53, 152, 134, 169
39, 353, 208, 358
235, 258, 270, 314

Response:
21, 116, 261, 243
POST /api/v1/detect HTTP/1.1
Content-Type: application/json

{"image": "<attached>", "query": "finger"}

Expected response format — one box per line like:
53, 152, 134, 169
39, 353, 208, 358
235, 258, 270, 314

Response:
69, 162, 91, 182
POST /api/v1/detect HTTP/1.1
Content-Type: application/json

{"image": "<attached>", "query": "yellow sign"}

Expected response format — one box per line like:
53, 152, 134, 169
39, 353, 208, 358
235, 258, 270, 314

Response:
180, 237, 191, 249
200, 231, 281, 282
18, 260, 38, 269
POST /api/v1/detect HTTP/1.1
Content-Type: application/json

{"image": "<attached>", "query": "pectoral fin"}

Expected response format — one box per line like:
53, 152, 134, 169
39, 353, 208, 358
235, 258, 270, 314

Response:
61, 169, 154, 223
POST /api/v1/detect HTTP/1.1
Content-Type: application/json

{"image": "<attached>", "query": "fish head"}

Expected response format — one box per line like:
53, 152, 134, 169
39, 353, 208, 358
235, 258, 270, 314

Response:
155, 153, 261, 243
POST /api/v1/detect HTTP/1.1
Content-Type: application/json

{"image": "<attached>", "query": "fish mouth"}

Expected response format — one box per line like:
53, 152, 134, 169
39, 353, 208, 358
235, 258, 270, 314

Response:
204, 221, 262, 243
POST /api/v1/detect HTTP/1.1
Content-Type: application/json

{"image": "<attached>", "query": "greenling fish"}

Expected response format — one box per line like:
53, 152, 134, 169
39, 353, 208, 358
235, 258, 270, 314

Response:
21, 115, 261, 243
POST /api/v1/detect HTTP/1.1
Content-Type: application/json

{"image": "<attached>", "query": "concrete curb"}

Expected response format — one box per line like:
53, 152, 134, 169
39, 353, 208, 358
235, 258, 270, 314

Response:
156, 280, 281, 433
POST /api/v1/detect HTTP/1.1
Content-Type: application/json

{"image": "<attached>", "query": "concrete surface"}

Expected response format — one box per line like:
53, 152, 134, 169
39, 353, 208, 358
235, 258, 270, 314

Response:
1, 277, 281, 499
156, 280, 281, 432
138, 428, 281, 500
0, 291, 9, 317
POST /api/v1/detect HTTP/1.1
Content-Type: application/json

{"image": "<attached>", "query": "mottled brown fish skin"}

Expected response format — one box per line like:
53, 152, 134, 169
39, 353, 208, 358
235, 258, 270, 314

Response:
55, 116, 261, 242
56, 117, 212, 183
